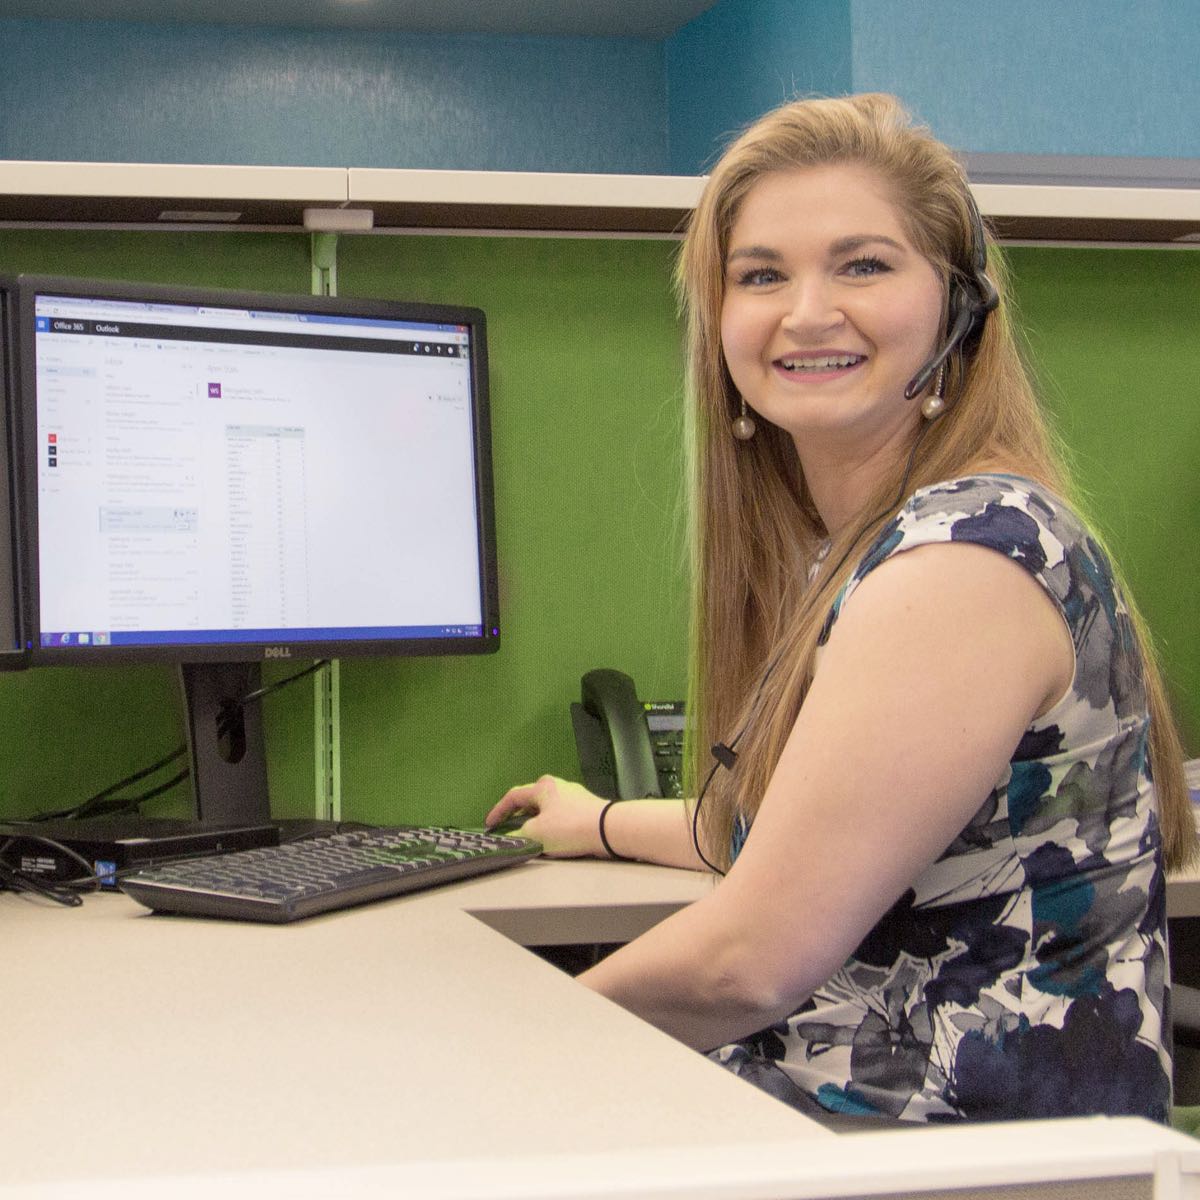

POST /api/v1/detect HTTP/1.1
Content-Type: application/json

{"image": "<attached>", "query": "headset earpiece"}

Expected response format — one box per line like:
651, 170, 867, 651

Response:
957, 196, 999, 346
904, 190, 998, 402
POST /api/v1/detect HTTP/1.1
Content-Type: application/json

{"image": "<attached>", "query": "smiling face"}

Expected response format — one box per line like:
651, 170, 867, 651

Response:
719, 164, 945, 456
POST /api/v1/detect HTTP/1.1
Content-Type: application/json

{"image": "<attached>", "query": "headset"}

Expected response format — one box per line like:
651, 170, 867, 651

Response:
903, 190, 999, 401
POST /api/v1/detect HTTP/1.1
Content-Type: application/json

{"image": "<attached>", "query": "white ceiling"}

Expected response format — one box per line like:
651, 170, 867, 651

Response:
0, 0, 720, 38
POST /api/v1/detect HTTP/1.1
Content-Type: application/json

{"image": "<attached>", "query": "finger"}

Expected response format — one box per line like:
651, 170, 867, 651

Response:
485, 783, 540, 826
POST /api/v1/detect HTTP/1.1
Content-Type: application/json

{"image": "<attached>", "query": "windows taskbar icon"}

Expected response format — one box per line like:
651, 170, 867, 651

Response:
41, 631, 111, 647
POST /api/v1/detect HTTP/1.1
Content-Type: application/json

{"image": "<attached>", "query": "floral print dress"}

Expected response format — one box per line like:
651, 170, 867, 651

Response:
713, 475, 1171, 1123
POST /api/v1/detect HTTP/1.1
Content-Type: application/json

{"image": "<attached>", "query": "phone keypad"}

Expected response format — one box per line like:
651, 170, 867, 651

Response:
645, 701, 686, 798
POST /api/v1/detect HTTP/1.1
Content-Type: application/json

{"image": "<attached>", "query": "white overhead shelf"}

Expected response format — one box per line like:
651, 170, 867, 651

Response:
1, 160, 1198, 243
346, 167, 703, 233
0, 160, 347, 226
973, 182, 1200, 243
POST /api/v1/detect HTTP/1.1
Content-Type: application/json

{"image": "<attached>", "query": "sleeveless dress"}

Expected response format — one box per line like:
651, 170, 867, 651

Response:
712, 474, 1172, 1123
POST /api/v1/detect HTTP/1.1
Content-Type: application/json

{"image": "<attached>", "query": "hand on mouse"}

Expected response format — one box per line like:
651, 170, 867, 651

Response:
485, 775, 607, 857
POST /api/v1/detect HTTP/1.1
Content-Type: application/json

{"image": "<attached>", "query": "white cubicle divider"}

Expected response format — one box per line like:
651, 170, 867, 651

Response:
2, 1120, 1199, 1199
2, 159, 1200, 242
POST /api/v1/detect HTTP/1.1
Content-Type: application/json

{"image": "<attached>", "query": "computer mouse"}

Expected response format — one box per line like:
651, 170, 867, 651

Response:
487, 809, 534, 836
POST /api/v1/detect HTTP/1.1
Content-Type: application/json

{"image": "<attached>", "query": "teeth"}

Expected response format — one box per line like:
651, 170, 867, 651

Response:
780, 355, 862, 371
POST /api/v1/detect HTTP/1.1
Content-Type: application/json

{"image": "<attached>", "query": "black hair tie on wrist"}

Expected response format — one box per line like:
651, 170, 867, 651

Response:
598, 799, 636, 862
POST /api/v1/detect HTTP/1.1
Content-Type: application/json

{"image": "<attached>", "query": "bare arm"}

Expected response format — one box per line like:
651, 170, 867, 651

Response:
485, 776, 708, 871
577, 542, 1074, 1050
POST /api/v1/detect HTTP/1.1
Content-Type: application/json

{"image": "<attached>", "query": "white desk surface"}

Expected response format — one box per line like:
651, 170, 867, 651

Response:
5, 858, 1200, 1199
1170, 858, 1200, 919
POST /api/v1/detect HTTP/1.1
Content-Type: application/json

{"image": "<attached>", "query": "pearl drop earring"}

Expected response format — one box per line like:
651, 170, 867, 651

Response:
920, 364, 947, 421
731, 396, 757, 440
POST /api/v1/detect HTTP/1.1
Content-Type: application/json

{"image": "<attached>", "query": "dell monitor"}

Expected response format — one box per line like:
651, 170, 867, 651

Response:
7, 274, 499, 826
0, 282, 22, 667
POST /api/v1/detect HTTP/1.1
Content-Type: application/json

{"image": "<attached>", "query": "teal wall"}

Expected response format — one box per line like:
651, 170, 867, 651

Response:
7, 4, 1198, 173
664, 0, 1200, 171
664, 0, 853, 173
0, 19, 668, 172
848, 0, 1200, 158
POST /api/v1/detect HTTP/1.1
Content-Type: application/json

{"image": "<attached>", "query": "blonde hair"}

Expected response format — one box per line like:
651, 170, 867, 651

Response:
677, 93, 1194, 872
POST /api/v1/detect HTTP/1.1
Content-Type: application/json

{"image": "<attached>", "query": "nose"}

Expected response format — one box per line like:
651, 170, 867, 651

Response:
780, 276, 845, 336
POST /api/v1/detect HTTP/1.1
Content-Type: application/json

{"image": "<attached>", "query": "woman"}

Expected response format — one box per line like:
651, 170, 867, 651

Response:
487, 93, 1195, 1124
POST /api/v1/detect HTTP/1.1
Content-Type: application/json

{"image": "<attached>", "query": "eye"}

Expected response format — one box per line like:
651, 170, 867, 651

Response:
842, 255, 893, 278
730, 265, 785, 288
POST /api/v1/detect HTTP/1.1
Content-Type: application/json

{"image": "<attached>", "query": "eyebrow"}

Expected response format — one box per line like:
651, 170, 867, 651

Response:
725, 234, 907, 266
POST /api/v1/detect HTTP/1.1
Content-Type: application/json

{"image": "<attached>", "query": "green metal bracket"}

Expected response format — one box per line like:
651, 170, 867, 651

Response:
311, 232, 339, 298
311, 232, 342, 820
314, 659, 342, 823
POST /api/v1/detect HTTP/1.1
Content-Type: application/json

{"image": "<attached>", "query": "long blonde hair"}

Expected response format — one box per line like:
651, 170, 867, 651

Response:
677, 93, 1194, 872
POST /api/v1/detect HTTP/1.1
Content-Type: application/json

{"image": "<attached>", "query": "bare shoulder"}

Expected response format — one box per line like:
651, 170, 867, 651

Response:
828, 539, 1074, 718
721, 536, 1079, 998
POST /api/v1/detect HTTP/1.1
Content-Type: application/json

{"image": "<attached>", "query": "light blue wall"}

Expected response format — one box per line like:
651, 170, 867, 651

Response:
0, 19, 668, 172
663, 0, 1200, 170
664, 0, 852, 173
849, 0, 1200, 157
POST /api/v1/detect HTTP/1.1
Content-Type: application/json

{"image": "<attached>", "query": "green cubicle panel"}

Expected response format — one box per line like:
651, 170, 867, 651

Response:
0, 232, 315, 823
1005, 246, 1200, 756
316, 235, 689, 826
0, 230, 688, 827
0, 231, 1193, 831
328, 236, 688, 825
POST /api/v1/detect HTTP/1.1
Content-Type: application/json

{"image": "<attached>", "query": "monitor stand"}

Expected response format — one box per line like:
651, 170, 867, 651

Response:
179, 662, 270, 826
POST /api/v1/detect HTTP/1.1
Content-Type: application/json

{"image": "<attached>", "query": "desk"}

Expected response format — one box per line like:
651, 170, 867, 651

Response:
5, 859, 1200, 1198
1170, 858, 1200, 919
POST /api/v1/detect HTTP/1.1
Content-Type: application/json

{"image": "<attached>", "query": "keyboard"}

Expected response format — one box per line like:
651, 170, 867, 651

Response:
119, 826, 541, 923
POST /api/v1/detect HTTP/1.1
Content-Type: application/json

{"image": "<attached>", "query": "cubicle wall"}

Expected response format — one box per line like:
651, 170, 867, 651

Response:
1007, 244, 1200, 754
0, 230, 1193, 828
0, 229, 688, 826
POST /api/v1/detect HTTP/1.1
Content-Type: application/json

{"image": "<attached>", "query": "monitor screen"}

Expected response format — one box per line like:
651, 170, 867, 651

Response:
14, 276, 499, 663
7, 275, 499, 825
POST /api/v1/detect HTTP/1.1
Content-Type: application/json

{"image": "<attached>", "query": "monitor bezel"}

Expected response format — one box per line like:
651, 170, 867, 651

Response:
0, 276, 29, 669
12, 273, 501, 667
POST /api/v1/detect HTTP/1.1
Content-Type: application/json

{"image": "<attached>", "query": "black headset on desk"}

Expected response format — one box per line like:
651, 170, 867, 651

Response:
695, 189, 999, 874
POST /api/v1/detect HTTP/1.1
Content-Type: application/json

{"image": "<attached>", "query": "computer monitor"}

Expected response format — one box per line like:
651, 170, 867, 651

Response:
6, 274, 499, 826
0, 281, 22, 668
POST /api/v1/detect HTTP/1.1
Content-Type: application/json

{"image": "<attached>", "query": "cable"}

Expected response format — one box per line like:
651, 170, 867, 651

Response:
27, 744, 189, 823
0, 861, 83, 906
23, 660, 331, 827
63, 768, 192, 821
690, 761, 727, 875
231, 659, 331, 710
214, 659, 331, 740
0, 834, 102, 905
2, 659, 338, 910
690, 423, 935, 873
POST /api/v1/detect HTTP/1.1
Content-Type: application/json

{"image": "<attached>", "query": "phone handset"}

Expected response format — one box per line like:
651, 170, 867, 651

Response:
573, 668, 662, 800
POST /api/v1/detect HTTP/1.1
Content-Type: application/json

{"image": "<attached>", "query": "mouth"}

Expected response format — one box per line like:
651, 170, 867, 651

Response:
775, 353, 867, 373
